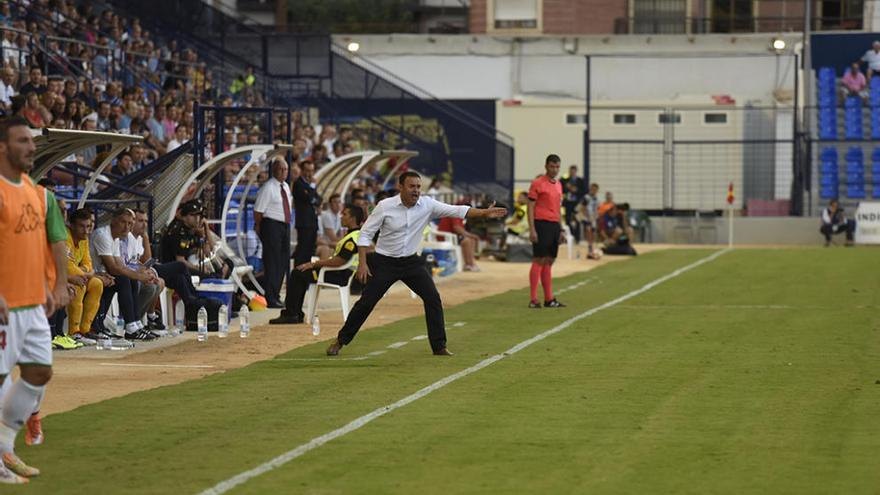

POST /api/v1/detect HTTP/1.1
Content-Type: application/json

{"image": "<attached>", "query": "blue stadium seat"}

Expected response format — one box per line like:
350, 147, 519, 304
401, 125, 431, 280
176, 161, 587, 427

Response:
847, 186, 866, 198
846, 146, 863, 160
821, 146, 839, 160
820, 186, 838, 199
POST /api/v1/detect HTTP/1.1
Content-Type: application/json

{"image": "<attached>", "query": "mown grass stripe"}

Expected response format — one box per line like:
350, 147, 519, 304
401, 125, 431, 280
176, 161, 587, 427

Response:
197, 248, 729, 495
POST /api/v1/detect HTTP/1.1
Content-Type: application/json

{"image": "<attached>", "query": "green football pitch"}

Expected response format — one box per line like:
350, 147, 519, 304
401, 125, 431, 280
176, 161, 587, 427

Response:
20, 248, 880, 494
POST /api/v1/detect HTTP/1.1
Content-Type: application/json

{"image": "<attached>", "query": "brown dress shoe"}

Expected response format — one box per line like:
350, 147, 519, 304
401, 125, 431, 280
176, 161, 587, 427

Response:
432, 347, 454, 356
326, 339, 343, 356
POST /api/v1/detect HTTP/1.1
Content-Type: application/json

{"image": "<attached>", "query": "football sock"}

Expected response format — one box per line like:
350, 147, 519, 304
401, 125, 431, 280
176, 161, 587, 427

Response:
540, 264, 553, 302
0, 380, 43, 453
529, 262, 541, 302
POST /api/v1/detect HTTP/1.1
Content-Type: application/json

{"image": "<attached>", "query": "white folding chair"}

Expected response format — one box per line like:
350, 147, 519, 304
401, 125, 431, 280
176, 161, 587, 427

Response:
304, 257, 357, 324
562, 223, 575, 260
425, 226, 464, 274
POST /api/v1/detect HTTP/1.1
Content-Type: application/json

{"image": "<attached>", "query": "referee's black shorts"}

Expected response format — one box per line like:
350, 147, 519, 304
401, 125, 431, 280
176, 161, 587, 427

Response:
533, 220, 561, 258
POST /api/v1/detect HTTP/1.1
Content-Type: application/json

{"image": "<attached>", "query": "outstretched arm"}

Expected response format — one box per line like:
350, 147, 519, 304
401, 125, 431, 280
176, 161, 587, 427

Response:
465, 202, 507, 220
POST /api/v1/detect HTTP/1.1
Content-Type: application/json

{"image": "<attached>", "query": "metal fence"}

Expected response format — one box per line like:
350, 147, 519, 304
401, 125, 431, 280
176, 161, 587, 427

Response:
587, 106, 797, 215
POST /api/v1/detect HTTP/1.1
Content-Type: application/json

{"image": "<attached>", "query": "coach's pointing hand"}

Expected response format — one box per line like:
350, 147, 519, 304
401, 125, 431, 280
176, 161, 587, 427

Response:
468, 201, 508, 220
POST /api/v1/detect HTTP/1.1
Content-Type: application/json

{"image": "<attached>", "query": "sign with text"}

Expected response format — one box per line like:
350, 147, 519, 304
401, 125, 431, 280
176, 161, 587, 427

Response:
855, 202, 880, 244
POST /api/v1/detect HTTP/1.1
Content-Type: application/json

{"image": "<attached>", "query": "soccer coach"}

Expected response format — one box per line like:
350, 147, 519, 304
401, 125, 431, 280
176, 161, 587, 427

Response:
326, 171, 507, 357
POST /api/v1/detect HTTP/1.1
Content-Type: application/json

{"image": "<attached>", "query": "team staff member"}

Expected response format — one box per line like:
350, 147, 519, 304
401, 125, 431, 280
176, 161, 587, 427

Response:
0, 116, 69, 484
527, 154, 566, 308
254, 158, 293, 308
269, 204, 365, 325
325, 172, 507, 356
292, 160, 321, 266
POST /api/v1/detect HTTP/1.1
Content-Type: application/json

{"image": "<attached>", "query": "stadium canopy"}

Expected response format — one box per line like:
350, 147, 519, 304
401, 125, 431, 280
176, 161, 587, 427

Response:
31, 127, 143, 184
315, 150, 418, 201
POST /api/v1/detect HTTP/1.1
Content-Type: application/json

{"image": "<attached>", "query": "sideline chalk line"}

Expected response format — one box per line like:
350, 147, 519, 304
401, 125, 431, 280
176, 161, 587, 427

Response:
198, 248, 730, 495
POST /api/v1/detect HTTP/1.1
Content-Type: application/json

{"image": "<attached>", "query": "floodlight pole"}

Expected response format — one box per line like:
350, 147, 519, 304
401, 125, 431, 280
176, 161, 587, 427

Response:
584, 55, 591, 184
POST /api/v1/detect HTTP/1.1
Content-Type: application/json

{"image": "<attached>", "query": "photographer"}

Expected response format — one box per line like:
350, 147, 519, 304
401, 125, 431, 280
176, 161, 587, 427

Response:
820, 199, 855, 247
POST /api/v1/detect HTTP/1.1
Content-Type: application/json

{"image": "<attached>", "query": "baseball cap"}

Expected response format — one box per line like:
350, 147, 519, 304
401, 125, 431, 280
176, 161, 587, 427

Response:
180, 199, 203, 216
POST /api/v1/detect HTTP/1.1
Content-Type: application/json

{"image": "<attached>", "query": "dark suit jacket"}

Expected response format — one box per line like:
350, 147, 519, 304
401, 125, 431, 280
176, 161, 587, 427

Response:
292, 177, 321, 229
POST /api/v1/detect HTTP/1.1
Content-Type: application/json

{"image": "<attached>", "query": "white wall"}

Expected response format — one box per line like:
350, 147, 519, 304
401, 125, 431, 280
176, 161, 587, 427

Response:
495, 99, 586, 187
341, 34, 801, 102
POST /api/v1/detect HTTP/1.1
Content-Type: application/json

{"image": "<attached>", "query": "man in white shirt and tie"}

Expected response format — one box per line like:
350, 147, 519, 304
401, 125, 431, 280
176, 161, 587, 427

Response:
254, 158, 293, 308
326, 172, 507, 356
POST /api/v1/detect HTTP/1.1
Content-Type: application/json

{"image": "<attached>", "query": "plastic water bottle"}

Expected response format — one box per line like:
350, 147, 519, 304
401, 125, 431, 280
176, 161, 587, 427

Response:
115, 316, 125, 337
197, 306, 208, 342
218, 305, 229, 338
311, 315, 320, 336
239, 305, 250, 338
174, 299, 185, 335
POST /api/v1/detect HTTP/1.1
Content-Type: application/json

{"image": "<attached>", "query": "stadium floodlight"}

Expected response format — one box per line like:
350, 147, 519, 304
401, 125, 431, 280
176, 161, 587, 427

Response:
347, 41, 360, 53
771, 38, 786, 52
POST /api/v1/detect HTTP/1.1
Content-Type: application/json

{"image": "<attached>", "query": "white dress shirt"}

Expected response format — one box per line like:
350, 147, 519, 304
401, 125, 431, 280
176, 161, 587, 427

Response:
358, 195, 470, 257
254, 177, 293, 223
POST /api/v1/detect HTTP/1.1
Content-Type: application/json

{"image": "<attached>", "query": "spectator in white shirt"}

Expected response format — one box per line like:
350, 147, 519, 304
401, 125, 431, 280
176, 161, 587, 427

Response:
861, 41, 880, 80
315, 193, 343, 259
253, 158, 293, 308
326, 172, 507, 357
166, 122, 189, 153
0, 67, 15, 112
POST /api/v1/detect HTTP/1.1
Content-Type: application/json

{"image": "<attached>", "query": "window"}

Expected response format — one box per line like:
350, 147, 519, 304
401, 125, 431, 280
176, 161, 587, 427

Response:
566, 113, 587, 125
704, 113, 728, 124
613, 113, 637, 125
493, 0, 539, 29
632, 0, 687, 34
658, 113, 682, 124
711, 0, 754, 33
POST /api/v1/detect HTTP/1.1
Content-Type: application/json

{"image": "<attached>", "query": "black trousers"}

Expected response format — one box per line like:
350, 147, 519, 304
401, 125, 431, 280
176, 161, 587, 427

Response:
293, 227, 318, 266
281, 268, 352, 319
155, 261, 197, 304
337, 253, 446, 352
97, 275, 137, 325
821, 222, 855, 242
260, 218, 290, 303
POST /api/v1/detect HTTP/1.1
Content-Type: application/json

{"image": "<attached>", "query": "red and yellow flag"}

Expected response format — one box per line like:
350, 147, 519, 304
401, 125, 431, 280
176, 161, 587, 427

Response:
726, 182, 735, 205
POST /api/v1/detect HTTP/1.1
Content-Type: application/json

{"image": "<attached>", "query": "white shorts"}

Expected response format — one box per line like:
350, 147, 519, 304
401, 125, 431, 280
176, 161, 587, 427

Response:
0, 306, 53, 375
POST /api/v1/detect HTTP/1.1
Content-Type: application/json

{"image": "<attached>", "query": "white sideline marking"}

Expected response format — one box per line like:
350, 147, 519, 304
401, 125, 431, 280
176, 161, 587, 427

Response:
621, 304, 793, 310
387, 341, 409, 349
452, 321, 467, 327
99, 363, 215, 369
410, 335, 428, 341
556, 277, 598, 295
197, 248, 730, 495
367, 350, 387, 356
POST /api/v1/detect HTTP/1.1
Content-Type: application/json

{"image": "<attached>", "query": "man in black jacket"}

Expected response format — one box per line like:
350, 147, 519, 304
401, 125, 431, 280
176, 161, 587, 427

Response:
292, 160, 321, 266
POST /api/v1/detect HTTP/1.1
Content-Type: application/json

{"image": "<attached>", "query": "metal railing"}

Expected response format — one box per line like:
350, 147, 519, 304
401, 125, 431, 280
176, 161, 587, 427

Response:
614, 15, 863, 34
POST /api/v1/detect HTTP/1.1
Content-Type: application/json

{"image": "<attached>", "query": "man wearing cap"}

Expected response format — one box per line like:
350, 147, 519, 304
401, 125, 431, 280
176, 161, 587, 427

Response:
161, 200, 213, 276
253, 158, 293, 308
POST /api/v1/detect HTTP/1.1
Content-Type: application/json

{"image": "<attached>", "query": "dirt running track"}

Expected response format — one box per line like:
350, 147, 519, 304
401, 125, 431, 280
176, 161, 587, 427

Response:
45, 244, 683, 416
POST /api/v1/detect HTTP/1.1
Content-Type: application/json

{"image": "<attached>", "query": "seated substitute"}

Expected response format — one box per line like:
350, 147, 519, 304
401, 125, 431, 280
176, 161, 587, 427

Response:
269, 203, 365, 325
820, 199, 855, 247
65, 208, 112, 345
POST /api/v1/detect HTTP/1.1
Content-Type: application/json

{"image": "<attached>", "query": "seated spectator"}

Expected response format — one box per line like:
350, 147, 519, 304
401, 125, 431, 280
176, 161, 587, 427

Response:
316, 193, 343, 259
820, 199, 855, 247
861, 40, 880, 80
0, 67, 16, 114
19, 67, 46, 96
269, 203, 365, 325
841, 63, 868, 101
111, 151, 135, 176
20, 92, 46, 128
65, 208, 112, 345
161, 200, 225, 278
598, 203, 636, 256
167, 122, 189, 152
505, 191, 529, 239
437, 201, 482, 271
91, 208, 163, 340
597, 191, 615, 219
